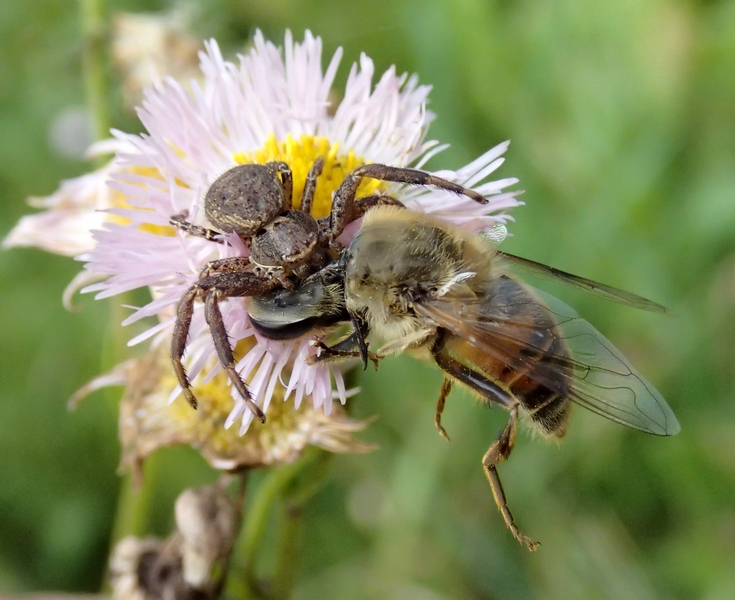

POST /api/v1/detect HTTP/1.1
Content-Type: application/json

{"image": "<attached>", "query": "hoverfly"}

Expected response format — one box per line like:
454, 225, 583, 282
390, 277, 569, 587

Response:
253, 206, 679, 550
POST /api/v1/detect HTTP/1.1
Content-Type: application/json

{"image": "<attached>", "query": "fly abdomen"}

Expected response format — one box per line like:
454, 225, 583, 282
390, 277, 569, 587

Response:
483, 276, 573, 438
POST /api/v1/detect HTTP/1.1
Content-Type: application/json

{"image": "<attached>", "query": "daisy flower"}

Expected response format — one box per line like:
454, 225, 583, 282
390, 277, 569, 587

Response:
3, 154, 113, 258
77, 30, 521, 434
2, 139, 136, 309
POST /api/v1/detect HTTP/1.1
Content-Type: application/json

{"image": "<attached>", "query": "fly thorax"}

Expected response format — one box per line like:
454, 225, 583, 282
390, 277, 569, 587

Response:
344, 214, 467, 340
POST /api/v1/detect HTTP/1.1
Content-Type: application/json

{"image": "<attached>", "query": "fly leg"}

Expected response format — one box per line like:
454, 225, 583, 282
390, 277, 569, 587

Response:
432, 332, 539, 551
308, 324, 436, 369
482, 406, 539, 551
307, 333, 380, 369
435, 378, 452, 441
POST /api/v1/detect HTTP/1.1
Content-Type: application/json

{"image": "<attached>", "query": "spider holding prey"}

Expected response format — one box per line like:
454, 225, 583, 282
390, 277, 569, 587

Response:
169, 158, 487, 421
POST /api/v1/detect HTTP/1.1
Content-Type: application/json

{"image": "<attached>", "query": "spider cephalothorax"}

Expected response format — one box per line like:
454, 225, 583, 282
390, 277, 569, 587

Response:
171, 158, 488, 421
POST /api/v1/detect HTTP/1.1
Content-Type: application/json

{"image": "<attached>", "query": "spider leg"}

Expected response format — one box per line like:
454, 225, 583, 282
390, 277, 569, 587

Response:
265, 161, 293, 212
204, 289, 266, 423
300, 157, 324, 216
316, 194, 402, 243
170, 261, 283, 420
171, 211, 224, 244
352, 164, 487, 203
328, 164, 487, 239
353, 193, 403, 214
171, 284, 201, 409
200, 257, 294, 291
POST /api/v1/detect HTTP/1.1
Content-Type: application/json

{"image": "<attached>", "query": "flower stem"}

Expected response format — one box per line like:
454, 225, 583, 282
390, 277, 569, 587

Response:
212, 473, 250, 598
109, 471, 155, 541
102, 454, 159, 594
272, 449, 331, 599
80, 0, 110, 158
102, 301, 146, 594
271, 502, 303, 600
240, 461, 308, 596
232, 447, 331, 598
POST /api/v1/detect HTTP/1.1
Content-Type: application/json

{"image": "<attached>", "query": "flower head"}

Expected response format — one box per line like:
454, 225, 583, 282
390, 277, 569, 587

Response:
71, 346, 374, 484
79, 30, 521, 432
109, 482, 239, 600
3, 158, 112, 257
111, 11, 203, 111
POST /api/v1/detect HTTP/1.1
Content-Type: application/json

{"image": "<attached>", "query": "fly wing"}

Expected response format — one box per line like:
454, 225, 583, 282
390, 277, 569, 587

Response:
416, 285, 679, 436
496, 251, 669, 314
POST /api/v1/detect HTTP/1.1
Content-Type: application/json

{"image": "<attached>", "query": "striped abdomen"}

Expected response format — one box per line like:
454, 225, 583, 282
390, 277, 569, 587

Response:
449, 275, 573, 438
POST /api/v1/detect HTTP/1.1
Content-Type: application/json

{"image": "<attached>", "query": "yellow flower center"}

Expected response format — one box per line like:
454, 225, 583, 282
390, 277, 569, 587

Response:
166, 338, 295, 453
119, 347, 368, 475
233, 133, 383, 218
164, 356, 321, 463
132, 166, 179, 236
122, 133, 382, 236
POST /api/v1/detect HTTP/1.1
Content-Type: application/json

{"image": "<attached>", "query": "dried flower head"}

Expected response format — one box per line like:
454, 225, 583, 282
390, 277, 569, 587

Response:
112, 11, 203, 110
109, 482, 239, 600
71, 345, 374, 483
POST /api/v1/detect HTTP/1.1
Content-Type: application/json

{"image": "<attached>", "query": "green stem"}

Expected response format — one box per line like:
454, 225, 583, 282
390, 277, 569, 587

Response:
271, 503, 303, 600
102, 299, 148, 589
102, 454, 159, 594
80, 0, 110, 158
271, 450, 331, 599
240, 459, 311, 594
213, 473, 250, 598
232, 447, 331, 598
109, 470, 156, 542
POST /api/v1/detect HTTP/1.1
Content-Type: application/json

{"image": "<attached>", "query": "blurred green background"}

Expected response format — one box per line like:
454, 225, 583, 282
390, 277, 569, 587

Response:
1, 0, 734, 598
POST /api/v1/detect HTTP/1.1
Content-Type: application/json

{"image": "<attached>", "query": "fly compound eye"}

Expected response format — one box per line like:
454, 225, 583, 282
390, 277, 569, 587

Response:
247, 270, 349, 340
